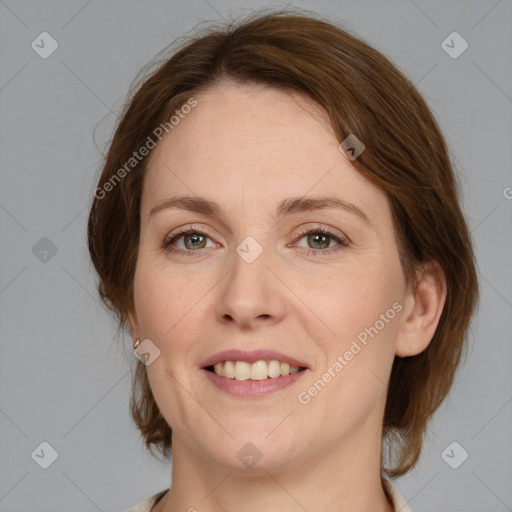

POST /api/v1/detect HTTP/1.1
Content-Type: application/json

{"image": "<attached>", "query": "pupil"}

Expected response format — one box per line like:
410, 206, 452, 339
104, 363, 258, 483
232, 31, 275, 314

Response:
186, 233, 206, 249
309, 233, 328, 249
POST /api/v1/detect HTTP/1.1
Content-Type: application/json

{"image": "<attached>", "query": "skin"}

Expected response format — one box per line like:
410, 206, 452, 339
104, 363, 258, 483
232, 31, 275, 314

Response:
128, 83, 447, 512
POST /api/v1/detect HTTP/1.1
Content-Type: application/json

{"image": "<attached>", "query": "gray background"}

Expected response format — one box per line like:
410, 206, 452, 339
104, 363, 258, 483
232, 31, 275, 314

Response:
1, 0, 511, 511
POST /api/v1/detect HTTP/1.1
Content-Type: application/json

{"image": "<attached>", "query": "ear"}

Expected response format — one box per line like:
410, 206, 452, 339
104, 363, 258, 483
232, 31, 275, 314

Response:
127, 309, 140, 342
395, 260, 447, 357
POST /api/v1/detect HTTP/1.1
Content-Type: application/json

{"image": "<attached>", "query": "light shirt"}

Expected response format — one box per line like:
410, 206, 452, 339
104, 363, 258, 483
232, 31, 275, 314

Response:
123, 479, 412, 512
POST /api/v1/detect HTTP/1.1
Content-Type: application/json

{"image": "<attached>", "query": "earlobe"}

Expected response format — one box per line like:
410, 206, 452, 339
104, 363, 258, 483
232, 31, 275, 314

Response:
395, 261, 447, 357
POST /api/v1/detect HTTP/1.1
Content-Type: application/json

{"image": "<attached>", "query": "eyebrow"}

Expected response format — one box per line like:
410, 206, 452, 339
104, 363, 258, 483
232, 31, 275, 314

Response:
148, 195, 372, 227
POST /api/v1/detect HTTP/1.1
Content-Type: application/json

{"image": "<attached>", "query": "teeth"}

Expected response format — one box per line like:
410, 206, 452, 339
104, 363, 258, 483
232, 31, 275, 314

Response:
211, 360, 302, 379
250, 360, 268, 380
224, 360, 235, 378
268, 360, 281, 378
234, 361, 251, 380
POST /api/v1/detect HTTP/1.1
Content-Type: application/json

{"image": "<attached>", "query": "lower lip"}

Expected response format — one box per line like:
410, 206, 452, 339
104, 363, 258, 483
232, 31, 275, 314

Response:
202, 368, 308, 397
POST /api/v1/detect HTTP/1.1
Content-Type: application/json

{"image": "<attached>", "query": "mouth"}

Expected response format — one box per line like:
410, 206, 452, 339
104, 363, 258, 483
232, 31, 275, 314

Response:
204, 360, 308, 380
200, 349, 310, 397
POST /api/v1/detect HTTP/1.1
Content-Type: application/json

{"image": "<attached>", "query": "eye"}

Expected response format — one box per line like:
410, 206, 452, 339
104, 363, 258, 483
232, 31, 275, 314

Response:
162, 224, 349, 257
162, 226, 217, 256
291, 225, 349, 256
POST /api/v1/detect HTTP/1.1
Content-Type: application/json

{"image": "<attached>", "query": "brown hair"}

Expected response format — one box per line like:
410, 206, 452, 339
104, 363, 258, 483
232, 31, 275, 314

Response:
87, 8, 478, 478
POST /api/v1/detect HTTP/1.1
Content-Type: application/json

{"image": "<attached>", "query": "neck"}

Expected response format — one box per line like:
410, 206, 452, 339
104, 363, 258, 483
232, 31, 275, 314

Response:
155, 422, 394, 512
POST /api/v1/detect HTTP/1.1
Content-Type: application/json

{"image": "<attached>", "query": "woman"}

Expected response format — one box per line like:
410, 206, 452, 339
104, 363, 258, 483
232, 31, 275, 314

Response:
87, 9, 478, 512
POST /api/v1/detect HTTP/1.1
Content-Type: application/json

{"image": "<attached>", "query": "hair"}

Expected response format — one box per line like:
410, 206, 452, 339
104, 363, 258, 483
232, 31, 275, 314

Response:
87, 8, 478, 479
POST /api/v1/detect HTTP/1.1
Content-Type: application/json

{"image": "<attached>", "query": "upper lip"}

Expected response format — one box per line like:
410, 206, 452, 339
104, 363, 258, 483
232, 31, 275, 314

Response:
200, 349, 309, 369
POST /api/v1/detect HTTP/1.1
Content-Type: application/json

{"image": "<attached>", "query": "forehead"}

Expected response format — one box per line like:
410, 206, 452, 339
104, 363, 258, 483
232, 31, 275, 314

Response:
154, 84, 336, 167
140, 83, 389, 226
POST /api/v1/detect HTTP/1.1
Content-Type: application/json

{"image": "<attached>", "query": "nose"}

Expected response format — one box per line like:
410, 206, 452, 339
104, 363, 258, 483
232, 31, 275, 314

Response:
215, 242, 287, 329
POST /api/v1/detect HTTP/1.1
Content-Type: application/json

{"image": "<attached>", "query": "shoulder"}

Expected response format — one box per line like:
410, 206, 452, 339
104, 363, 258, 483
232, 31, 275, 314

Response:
382, 478, 413, 512
123, 489, 168, 512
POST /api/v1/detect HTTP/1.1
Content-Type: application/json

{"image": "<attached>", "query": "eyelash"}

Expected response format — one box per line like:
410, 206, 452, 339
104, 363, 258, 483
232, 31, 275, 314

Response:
162, 225, 349, 257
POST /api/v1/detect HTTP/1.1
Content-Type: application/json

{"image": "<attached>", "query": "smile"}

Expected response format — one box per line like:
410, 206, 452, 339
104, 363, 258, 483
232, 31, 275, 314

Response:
202, 363, 308, 398
206, 360, 306, 380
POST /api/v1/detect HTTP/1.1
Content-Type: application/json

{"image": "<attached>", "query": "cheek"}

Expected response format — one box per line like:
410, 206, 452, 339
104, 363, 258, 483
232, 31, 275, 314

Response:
304, 260, 402, 340
133, 259, 193, 338
297, 279, 400, 434
298, 254, 403, 401
133, 270, 169, 337
132, 259, 210, 377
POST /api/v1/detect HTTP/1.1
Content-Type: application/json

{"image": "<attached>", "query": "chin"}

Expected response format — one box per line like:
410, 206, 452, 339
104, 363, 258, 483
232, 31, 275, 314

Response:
196, 429, 301, 473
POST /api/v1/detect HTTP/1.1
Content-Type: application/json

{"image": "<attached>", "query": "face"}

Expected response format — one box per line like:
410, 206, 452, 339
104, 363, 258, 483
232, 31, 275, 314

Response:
129, 83, 409, 472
